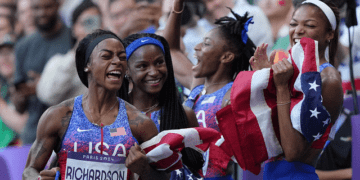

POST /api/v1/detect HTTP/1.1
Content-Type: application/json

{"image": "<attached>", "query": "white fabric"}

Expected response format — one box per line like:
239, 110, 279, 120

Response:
338, 6, 360, 83
37, 50, 87, 106
302, 0, 336, 30
183, 0, 274, 64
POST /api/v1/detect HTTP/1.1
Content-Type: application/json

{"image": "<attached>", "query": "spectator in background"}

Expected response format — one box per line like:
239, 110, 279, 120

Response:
258, 0, 294, 51
0, 15, 13, 37
108, 0, 135, 36
0, 34, 28, 148
108, 0, 162, 38
15, 0, 37, 38
12, 0, 72, 145
0, 0, 16, 17
37, 0, 102, 106
183, 0, 274, 65
337, 6, 360, 94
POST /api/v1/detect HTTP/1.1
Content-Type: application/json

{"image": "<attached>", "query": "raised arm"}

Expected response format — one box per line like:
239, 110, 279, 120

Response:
272, 59, 310, 162
162, 0, 203, 89
22, 103, 71, 179
273, 60, 343, 162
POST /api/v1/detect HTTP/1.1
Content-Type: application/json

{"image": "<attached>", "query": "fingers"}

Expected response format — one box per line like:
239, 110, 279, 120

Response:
27, 70, 40, 79
269, 50, 277, 64
51, 167, 60, 173
39, 170, 56, 177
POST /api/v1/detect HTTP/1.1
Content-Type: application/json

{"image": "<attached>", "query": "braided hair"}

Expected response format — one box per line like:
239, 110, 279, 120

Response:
123, 33, 204, 172
214, 9, 256, 78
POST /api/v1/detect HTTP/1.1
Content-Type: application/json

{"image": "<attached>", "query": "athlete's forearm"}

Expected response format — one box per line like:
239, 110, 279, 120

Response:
316, 168, 352, 180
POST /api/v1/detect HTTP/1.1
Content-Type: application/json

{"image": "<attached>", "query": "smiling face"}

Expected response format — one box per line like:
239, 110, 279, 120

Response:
193, 28, 226, 78
289, 5, 334, 53
86, 38, 127, 91
127, 44, 167, 95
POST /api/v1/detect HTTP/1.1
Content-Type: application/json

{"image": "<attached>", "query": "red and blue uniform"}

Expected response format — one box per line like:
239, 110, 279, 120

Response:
58, 95, 138, 180
184, 82, 233, 179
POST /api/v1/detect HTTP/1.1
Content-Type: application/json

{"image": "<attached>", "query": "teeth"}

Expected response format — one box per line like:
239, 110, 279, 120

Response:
294, 39, 300, 44
193, 54, 198, 59
109, 71, 121, 75
147, 79, 160, 84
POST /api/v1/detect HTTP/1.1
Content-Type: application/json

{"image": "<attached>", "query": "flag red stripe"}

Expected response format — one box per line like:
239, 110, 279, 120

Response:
300, 38, 318, 73
231, 71, 267, 174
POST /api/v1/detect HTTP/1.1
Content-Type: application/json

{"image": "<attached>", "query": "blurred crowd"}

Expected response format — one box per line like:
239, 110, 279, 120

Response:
0, 0, 359, 178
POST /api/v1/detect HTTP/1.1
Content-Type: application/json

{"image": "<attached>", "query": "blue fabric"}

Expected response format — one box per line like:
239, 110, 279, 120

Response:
264, 160, 319, 180
149, 110, 161, 131
60, 95, 139, 153
204, 175, 234, 180
126, 37, 165, 60
319, 62, 333, 73
241, 17, 254, 44
170, 165, 202, 180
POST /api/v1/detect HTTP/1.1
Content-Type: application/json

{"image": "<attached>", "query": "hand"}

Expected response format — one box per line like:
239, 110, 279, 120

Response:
25, 70, 41, 96
118, 3, 161, 38
125, 143, 149, 175
9, 86, 28, 114
249, 43, 274, 70
39, 167, 60, 180
272, 58, 293, 89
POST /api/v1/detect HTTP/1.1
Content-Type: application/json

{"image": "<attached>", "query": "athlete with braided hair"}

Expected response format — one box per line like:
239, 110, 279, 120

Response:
163, 0, 256, 179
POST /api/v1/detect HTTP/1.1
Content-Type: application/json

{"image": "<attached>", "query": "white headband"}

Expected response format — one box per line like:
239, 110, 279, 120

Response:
302, 0, 336, 30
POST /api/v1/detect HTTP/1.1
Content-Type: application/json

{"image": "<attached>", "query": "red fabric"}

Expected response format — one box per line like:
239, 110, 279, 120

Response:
140, 127, 226, 171
216, 37, 332, 175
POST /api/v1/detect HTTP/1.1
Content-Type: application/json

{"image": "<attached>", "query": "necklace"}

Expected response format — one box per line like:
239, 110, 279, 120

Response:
140, 102, 159, 114
88, 99, 118, 126
201, 81, 231, 95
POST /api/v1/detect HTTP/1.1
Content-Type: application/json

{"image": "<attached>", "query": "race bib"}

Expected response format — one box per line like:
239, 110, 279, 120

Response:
65, 152, 128, 180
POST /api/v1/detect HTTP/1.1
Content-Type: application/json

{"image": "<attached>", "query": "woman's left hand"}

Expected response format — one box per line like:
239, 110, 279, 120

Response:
272, 59, 293, 89
249, 43, 273, 70
125, 143, 148, 175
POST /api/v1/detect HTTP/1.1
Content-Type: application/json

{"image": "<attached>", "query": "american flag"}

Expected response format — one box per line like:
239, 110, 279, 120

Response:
140, 127, 231, 171
216, 37, 332, 175
110, 127, 126, 137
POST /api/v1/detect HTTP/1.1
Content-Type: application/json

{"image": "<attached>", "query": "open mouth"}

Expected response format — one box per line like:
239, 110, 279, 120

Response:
146, 78, 162, 86
293, 38, 300, 45
192, 54, 201, 70
107, 70, 122, 80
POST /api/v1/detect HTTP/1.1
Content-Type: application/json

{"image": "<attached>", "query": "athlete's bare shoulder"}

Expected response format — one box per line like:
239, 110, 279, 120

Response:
124, 101, 158, 144
39, 98, 75, 138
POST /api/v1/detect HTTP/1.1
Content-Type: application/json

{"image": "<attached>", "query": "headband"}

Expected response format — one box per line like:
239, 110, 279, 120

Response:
126, 37, 165, 60
302, 0, 336, 30
85, 34, 120, 65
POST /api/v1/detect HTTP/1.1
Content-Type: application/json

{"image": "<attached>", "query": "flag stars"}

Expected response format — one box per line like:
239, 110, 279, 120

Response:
323, 118, 330, 127
310, 108, 321, 119
313, 133, 322, 141
175, 169, 182, 177
309, 80, 320, 91
187, 175, 194, 180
